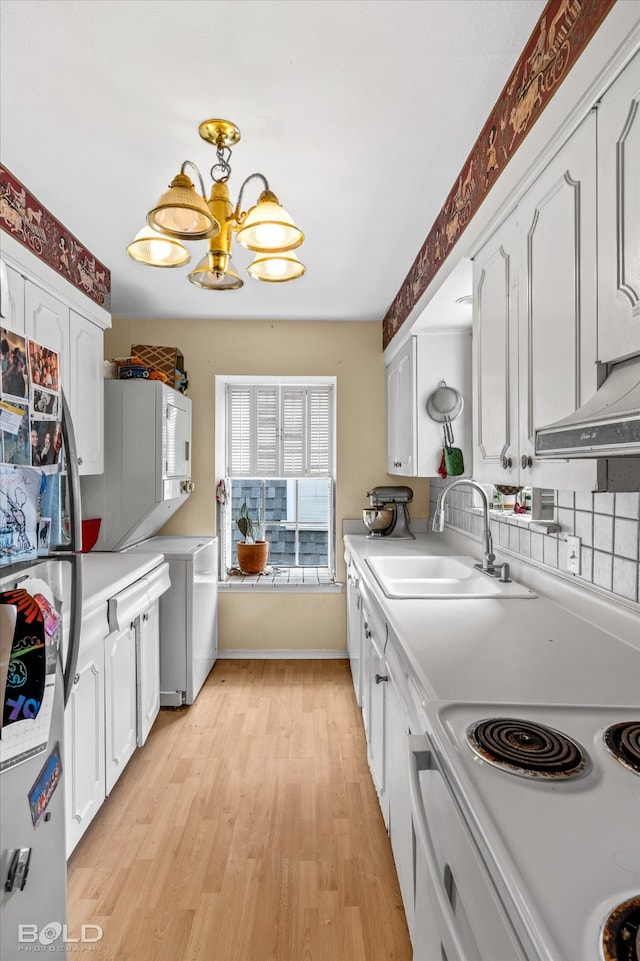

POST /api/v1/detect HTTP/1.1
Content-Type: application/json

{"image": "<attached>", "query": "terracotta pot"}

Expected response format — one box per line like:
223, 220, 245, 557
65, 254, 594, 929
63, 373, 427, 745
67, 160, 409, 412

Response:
237, 540, 269, 574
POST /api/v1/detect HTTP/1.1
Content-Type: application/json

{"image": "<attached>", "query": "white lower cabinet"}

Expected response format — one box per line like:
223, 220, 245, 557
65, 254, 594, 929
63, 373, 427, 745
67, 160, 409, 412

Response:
65, 565, 169, 856
358, 574, 390, 824
384, 653, 414, 939
64, 605, 107, 858
367, 618, 388, 827
104, 620, 138, 794
360, 605, 373, 740
136, 598, 161, 747
345, 561, 363, 706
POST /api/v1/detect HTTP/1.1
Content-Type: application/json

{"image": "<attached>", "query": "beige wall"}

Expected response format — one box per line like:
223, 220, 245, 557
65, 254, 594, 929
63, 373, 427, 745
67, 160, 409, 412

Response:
105, 318, 428, 652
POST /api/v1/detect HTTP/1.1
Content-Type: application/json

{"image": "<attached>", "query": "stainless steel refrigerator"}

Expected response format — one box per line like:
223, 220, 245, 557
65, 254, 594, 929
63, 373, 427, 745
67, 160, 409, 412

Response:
0, 393, 83, 960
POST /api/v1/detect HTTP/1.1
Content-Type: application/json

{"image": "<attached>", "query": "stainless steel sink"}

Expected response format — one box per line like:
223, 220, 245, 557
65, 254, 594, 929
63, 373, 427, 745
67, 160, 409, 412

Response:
365, 554, 536, 599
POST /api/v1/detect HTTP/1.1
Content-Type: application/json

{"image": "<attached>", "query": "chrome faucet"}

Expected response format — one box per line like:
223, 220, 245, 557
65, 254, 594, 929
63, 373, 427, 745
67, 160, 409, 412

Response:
432, 479, 496, 575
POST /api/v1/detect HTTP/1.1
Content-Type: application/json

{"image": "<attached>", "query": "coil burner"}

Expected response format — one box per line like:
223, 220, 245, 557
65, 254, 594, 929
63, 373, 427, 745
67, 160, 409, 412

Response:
602, 896, 640, 961
466, 717, 587, 780
604, 722, 640, 774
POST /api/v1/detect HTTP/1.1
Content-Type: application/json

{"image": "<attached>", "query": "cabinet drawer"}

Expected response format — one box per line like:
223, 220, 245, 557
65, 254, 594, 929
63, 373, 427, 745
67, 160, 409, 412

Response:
108, 578, 150, 631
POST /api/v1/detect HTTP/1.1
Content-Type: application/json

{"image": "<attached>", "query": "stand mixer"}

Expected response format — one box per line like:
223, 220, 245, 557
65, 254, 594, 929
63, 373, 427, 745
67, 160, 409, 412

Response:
363, 486, 415, 539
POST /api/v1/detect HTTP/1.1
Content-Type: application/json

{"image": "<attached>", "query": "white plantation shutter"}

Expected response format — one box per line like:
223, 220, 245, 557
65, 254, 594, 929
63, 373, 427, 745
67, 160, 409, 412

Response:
255, 387, 278, 475
227, 385, 252, 475
308, 387, 332, 475
282, 387, 306, 474
226, 383, 334, 477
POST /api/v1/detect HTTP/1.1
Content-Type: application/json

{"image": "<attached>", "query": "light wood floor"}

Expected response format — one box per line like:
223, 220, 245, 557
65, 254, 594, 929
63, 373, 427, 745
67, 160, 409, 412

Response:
67, 659, 412, 961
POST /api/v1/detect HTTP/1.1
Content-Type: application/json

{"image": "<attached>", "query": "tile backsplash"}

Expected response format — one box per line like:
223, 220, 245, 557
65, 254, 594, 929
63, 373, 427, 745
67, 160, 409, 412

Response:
429, 479, 640, 605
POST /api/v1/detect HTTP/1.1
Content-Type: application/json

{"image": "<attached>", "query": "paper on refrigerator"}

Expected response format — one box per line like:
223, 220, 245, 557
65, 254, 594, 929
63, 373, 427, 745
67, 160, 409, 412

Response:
0, 578, 60, 771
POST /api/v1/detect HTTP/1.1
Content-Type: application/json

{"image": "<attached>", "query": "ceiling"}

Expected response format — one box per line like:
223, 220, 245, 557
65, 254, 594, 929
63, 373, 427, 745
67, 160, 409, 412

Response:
0, 0, 545, 325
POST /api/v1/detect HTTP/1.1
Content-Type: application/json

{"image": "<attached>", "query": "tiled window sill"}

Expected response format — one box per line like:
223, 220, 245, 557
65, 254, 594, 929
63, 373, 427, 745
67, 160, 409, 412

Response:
219, 568, 343, 593
473, 507, 561, 533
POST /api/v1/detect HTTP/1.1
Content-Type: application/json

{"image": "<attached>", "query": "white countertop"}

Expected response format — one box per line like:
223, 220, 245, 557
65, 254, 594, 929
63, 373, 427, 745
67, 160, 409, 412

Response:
344, 532, 640, 707
82, 550, 166, 612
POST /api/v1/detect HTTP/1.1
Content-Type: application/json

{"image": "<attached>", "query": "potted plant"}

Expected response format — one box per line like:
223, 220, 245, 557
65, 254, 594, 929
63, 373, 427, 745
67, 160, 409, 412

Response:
236, 499, 269, 574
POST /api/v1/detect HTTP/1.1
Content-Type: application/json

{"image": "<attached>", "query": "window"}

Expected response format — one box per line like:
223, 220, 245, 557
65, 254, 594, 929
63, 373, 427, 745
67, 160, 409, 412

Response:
216, 377, 337, 583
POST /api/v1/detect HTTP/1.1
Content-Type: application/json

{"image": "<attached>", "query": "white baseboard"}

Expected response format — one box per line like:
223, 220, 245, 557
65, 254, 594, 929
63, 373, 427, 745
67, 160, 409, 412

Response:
216, 649, 348, 660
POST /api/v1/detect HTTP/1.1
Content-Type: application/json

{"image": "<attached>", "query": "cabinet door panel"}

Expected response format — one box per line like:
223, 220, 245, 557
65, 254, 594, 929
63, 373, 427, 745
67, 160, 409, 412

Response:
105, 624, 137, 794
65, 643, 105, 857
386, 339, 415, 475
69, 310, 104, 474
598, 50, 640, 362
346, 571, 362, 705
519, 113, 598, 490
368, 642, 387, 820
137, 602, 160, 746
1, 264, 25, 333
25, 282, 69, 395
472, 212, 518, 482
385, 672, 413, 937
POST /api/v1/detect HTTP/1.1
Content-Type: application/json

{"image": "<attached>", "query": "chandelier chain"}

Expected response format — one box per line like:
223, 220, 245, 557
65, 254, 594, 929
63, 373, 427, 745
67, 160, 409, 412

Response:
211, 143, 232, 183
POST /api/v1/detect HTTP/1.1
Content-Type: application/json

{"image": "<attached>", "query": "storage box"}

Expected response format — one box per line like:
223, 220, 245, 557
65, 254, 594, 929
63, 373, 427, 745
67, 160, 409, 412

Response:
131, 344, 184, 378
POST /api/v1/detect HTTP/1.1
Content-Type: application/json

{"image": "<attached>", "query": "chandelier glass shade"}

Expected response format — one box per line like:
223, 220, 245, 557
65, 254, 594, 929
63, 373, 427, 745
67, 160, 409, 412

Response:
126, 225, 191, 267
147, 172, 219, 240
188, 249, 243, 290
127, 119, 305, 289
248, 251, 305, 283
236, 191, 304, 253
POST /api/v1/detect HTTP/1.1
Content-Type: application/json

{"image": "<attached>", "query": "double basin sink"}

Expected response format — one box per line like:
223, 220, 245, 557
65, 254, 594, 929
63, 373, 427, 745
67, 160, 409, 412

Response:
365, 554, 536, 599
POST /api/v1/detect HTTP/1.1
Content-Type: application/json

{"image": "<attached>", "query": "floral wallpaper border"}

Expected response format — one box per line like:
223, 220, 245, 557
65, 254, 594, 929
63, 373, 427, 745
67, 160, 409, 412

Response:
0, 165, 111, 311
383, 0, 616, 350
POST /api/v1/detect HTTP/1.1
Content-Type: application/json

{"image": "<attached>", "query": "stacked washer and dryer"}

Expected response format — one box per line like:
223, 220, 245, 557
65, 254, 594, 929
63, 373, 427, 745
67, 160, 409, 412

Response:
82, 379, 218, 707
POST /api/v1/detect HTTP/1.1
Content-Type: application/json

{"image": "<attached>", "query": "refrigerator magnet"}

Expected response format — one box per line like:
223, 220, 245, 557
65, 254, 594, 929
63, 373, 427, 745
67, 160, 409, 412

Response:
28, 741, 62, 828
0, 589, 46, 728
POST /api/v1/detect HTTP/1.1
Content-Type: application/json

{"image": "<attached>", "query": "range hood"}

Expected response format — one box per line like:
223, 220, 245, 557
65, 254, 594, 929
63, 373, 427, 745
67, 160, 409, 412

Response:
535, 356, 640, 458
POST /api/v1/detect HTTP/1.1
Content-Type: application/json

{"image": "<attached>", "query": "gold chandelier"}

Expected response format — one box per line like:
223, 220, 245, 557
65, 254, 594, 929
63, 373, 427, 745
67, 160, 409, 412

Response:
126, 119, 305, 289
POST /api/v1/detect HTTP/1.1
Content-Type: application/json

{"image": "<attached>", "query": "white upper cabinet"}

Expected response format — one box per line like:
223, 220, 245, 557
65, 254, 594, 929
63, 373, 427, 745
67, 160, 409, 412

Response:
386, 337, 415, 474
472, 210, 519, 483
517, 111, 598, 491
597, 49, 640, 363
2, 228, 110, 476
21, 279, 105, 474
387, 330, 472, 477
473, 113, 599, 490
69, 310, 105, 474
1, 263, 26, 333
25, 281, 70, 396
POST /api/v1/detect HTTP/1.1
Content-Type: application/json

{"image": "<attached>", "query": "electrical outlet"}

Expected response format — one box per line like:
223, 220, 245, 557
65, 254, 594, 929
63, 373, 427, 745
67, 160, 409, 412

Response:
566, 535, 581, 575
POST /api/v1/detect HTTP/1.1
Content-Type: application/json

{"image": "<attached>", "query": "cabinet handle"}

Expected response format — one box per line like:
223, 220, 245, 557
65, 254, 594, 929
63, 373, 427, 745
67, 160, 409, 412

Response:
143, 612, 149, 622
77, 456, 83, 466
130, 621, 135, 631
520, 454, 533, 470
375, 674, 389, 684
73, 672, 80, 686
501, 455, 512, 470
